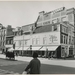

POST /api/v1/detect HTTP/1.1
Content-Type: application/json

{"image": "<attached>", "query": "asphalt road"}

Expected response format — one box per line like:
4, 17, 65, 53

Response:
0, 58, 75, 74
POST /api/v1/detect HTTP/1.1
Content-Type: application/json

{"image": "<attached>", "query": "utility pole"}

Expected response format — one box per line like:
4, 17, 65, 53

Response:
22, 35, 24, 56
30, 25, 33, 56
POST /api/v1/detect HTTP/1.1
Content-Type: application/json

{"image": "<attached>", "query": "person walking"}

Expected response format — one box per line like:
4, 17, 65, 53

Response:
23, 52, 41, 74
48, 52, 51, 59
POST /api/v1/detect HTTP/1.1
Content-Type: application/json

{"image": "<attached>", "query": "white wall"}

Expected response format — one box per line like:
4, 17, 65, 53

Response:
13, 31, 60, 48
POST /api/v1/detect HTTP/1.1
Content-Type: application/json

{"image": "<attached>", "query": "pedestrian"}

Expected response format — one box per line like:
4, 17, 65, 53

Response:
51, 52, 53, 58
23, 52, 41, 74
48, 52, 51, 59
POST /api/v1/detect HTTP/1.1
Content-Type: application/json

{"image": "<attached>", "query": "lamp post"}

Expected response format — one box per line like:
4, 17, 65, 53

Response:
22, 34, 24, 56
30, 26, 33, 56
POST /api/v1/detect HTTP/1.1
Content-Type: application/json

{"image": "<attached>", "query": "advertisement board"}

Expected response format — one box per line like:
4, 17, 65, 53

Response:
48, 32, 60, 45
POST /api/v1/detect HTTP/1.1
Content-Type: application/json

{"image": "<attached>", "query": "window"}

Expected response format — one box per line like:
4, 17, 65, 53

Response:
7, 40, 9, 44
11, 40, 13, 44
68, 14, 73, 22
36, 38, 40, 45
69, 36, 71, 44
62, 25, 68, 34
64, 35, 65, 44
32, 38, 36, 45
19, 41, 21, 47
43, 37, 46, 44
66, 27, 68, 33
9, 39, 11, 44
3, 42, 4, 46
61, 34, 63, 43
66, 36, 68, 44
53, 25, 57, 31
25, 40, 27, 45
72, 37, 74, 45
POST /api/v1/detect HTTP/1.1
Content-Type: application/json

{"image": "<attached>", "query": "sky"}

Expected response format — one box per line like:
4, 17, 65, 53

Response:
0, 1, 75, 28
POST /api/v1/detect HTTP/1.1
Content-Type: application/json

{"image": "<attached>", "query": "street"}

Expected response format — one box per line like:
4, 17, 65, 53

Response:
0, 58, 75, 74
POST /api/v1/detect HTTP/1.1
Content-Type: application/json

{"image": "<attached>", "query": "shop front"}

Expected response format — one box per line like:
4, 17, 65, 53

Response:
39, 45, 60, 58
69, 45, 74, 57
60, 45, 68, 58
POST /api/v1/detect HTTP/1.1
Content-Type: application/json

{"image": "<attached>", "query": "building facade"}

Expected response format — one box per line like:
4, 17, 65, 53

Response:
12, 7, 75, 58
0, 23, 6, 53
5, 25, 14, 52
13, 22, 74, 58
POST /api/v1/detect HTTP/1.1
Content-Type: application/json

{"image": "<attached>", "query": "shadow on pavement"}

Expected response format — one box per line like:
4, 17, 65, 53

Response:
0, 58, 18, 61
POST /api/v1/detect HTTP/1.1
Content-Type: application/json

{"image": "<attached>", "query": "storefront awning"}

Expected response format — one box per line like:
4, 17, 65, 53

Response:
40, 46, 59, 51
40, 47, 47, 51
32, 47, 41, 51
47, 46, 58, 51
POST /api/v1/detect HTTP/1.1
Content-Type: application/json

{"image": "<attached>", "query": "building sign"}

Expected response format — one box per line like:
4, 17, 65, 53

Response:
52, 7, 65, 14
49, 35, 58, 44
43, 21, 50, 25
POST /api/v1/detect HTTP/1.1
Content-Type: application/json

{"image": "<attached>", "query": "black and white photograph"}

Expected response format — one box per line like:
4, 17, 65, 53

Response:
0, 0, 75, 74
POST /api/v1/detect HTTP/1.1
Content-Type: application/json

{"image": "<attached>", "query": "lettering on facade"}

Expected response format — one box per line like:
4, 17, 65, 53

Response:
43, 21, 50, 25
52, 7, 65, 14
49, 35, 58, 44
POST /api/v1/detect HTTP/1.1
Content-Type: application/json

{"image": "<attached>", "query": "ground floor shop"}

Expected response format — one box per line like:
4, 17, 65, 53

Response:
13, 45, 74, 58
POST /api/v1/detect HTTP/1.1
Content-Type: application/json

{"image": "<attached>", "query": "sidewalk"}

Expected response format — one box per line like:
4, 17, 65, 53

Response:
0, 54, 75, 68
